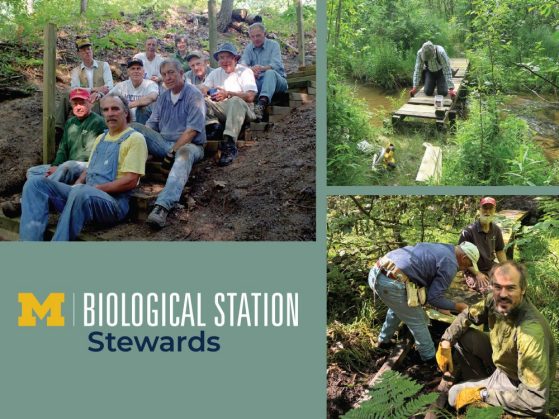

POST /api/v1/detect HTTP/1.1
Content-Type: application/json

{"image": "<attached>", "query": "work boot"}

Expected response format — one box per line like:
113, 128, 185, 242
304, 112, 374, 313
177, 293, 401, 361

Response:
254, 98, 269, 122
218, 135, 238, 167
146, 205, 169, 229
1, 201, 21, 218
375, 339, 396, 350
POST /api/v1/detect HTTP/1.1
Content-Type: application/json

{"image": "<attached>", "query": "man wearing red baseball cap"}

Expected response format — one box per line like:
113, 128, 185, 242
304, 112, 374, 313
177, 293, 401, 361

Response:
1, 87, 106, 218
458, 197, 507, 291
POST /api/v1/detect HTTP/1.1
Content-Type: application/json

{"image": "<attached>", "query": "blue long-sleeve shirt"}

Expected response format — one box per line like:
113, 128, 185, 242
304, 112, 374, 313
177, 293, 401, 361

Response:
240, 38, 286, 79
412, 45, 454, 89
385, 243, 458, 310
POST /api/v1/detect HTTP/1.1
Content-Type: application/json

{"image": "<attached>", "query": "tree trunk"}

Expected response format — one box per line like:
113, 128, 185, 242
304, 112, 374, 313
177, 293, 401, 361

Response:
208, 0, 218, 67
26, 0, 34, 14
334, 0, 342, 47
295, 0, 305, 67
80, 0, 88, 14
217, 0, 234, 33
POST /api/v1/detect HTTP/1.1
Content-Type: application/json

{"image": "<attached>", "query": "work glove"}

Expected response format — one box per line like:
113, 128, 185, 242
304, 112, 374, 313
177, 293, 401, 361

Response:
454, 387, 484, 410
161, 151, 176, 173
448, 88, 456, 98
435, 342, 453, 374
410, 87, 418, 97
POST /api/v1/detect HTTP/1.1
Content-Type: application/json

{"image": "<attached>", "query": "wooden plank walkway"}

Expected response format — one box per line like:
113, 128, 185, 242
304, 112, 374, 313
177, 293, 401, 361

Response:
392, 58, 469, 128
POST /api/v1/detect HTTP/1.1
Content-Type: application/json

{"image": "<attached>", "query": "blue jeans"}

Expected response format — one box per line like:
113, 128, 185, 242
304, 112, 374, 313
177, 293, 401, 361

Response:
19, 177, 127, 241
27, 161, 87, 184
134, 106, 152, 125
131, 123, 204, 210
368, 267, 435, 360
256, 70, 288, 101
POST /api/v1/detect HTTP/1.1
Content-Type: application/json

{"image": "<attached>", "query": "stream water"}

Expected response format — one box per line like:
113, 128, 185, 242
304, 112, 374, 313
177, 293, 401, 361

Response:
356, 83, 559, 162
503, 95, 559, 162
355, 84, 400, 127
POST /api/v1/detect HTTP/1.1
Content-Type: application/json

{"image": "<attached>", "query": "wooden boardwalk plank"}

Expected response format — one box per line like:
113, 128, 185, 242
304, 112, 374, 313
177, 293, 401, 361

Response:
392, 58, 469, 122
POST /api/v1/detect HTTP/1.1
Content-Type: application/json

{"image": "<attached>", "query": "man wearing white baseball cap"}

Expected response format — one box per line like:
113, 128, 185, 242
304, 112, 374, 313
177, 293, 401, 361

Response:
368, 241, 479, 362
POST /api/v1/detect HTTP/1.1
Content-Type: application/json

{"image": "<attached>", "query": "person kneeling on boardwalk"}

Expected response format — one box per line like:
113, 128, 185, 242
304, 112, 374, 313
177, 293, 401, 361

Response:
200, 43, 257, 167
2, 87, 106, 218
410, 41, 455, 99
436, 261, 556, 416
458, 196, 507, 293
368, 242, 479, 362
19, 94, 147, 241
131, 59, 206, 229
240, 22, 288, 122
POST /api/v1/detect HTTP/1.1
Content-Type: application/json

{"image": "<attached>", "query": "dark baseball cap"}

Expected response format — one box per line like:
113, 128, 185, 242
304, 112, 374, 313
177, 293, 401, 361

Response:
127, 59, 144, 68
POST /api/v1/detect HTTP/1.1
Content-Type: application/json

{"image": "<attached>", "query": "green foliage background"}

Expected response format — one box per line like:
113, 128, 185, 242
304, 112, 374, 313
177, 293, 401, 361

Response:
327, 195, 559, 416
326, 0, 559, 186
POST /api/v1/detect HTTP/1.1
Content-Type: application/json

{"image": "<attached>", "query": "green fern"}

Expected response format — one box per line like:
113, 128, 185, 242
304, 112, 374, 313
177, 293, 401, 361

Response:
465, 405, 504, 419
341, 370, 438, 419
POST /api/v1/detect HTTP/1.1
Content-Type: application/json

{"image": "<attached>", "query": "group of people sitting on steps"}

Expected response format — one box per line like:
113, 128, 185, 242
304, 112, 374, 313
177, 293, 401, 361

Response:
3, 22, 289, 239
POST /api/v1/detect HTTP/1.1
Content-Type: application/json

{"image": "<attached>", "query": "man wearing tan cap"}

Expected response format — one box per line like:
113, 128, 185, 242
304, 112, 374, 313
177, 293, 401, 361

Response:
368, 242, 479, 362
55, 36, 114, 132
459, 197, 507, 292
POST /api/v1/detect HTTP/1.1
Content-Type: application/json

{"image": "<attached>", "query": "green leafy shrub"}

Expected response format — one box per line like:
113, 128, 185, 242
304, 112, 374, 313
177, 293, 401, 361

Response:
442, 96, 557, 185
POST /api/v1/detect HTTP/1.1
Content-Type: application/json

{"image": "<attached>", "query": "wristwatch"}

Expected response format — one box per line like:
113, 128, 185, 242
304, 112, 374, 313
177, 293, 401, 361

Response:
480, 388, 489, 401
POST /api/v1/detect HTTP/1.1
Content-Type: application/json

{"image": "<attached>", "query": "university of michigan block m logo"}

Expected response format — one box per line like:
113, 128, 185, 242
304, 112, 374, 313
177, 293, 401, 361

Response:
18, 293, 65, 327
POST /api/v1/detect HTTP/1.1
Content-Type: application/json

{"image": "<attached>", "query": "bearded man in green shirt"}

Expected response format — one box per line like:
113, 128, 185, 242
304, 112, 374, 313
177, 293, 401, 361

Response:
436, 261, 556, 416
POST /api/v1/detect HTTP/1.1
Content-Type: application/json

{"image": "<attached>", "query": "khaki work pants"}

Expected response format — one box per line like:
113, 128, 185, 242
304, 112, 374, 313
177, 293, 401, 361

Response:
205, 96, 255, 141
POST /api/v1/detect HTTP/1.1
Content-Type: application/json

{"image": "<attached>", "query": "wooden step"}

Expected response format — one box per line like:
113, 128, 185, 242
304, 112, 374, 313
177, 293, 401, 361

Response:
289, 92, 314, 103
288, 65, 316, 78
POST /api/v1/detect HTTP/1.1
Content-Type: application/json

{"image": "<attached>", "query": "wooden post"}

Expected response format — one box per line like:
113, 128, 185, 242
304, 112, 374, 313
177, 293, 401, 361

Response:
295, 0, 305, 67
208, 0, 218, 68
43, 23, 56, 164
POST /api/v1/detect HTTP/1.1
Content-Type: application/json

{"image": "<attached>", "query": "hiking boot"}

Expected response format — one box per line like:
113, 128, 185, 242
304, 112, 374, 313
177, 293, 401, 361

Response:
146, 205, 169, 229
375, 339, 396, 350
254, 100, 269, 122
218, 135, 238, 167
1, 201, 21, 218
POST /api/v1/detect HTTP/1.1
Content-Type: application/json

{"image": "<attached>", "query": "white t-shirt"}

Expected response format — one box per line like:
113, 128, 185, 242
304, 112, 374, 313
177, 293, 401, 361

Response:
109, 79, 159, 121
203, 64, 257, 93
132, 52, 165, 80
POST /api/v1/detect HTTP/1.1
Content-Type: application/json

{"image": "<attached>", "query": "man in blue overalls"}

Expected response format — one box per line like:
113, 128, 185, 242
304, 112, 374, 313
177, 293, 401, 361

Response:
19, 94, 148, 241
